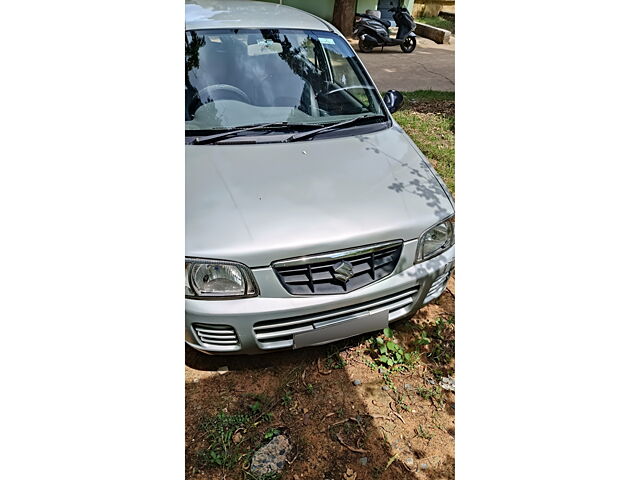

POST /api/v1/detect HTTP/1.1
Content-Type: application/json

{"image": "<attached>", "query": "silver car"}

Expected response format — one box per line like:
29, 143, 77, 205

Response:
185, 0, 455, 354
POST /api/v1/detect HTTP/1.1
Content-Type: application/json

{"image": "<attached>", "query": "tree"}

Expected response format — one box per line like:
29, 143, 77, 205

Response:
331, 0, 357, 37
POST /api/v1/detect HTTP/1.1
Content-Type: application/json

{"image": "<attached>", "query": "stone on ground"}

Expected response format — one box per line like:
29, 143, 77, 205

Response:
440, 376, 455, 391
250, 435, 291, 476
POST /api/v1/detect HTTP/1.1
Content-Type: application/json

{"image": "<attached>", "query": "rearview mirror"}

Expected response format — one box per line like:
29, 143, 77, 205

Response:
383, 90, 404, 113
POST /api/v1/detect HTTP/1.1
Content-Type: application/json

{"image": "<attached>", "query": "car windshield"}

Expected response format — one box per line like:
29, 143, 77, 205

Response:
185, 28, 386, 132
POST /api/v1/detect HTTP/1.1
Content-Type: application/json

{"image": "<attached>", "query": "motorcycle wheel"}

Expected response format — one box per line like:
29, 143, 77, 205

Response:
401, 37, 417, 53
358, 39, 374, 53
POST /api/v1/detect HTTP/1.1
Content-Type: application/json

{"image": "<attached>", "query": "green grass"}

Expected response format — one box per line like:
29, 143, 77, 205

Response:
393, 90, 455, 195
196, 392, 281, 471
197, 411, 251, 468
401, 90, 455, 103
416, 15, 455, 34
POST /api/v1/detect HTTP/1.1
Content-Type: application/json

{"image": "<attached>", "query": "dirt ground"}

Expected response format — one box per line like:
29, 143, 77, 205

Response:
185, 276, 455, 480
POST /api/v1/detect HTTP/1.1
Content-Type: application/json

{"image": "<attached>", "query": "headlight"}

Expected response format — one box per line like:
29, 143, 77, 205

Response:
185, 258, 258, 299
415, 218, 454, 263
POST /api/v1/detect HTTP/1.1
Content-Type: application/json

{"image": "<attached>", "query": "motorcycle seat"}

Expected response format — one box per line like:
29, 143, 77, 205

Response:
359, 14, 391, 28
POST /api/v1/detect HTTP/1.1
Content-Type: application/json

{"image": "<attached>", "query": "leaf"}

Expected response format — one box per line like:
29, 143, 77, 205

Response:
379, 345, 388, 354
383, 327, 393, 338
387, 341, 398, 351
379, 355, 390, 364
386, 453, 400, 469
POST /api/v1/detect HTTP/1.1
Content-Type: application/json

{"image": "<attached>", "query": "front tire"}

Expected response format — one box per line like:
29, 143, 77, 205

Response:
358, 39, 374, 53
401, 37, 417, 53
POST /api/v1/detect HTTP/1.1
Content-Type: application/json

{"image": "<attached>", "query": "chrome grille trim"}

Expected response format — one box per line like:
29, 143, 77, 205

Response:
253, 286, 419, 348
193, 324, 239, 347
272, 240, 402, 269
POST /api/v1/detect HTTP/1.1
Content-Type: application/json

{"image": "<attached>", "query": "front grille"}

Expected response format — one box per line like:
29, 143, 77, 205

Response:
193, 324, 239, 348
273, 240, 403, 295
253, 286, 419, 349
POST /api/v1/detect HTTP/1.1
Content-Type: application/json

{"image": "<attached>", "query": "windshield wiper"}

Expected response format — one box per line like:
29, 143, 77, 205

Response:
190, 122, 293, 145
284, 114, 387, 143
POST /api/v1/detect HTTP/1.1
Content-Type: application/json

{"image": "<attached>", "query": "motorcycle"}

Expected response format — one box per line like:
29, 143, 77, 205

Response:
354, 7, 417, 54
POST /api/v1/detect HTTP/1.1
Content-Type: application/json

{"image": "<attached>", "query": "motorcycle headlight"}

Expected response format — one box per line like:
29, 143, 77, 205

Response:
415, 218, 454, 263
185, 258, 258, 299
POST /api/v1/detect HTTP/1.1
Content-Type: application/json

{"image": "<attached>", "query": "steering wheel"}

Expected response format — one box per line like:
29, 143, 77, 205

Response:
318, 85, 376, 99
188, 84, 251, 115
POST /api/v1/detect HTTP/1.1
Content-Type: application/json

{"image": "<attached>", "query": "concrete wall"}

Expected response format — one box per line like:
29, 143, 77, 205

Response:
415, 22, 450, 43
259, 0, 414, 22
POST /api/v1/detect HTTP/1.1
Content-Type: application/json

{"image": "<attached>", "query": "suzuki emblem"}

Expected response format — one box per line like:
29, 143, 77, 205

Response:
333, 260, 355, 283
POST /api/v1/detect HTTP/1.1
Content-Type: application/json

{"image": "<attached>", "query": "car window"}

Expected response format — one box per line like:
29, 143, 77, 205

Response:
185, 28, 385, 131
324, 45, 375, 108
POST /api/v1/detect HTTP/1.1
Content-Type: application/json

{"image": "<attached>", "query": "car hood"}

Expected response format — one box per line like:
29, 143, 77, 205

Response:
186, 124, 454, 267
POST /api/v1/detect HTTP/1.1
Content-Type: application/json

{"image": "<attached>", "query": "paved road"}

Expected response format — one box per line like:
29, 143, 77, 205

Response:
349, 36, 455, 92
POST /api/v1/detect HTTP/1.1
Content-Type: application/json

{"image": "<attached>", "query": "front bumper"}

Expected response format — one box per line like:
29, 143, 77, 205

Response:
185, 240, 454, 355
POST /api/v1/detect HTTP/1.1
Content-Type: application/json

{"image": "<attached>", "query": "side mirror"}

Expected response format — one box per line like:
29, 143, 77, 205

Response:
383, 90, 404, 113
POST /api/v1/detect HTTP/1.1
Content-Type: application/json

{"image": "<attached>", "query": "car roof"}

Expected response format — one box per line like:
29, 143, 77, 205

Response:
185, 0, 334, 32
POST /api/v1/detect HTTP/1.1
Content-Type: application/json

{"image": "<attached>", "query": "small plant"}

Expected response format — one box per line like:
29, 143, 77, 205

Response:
263, 427, 281, 440
305, 383, 315, 395
249, 394, 275, 422
433, 316, 454, 339
369, 327, 419, 371
417, 385, 445, 409
325, 346, 347, 370
326, 355, 346, 370
382, 372, 396, 391
416, 316, 455, 365
394, 393, 410, 412
281, 390, 293, 407
197, 411, 251, 468
416, 330, 431, 346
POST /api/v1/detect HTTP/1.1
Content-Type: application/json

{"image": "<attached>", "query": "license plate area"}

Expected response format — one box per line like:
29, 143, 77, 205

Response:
293, 309, 389, 349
